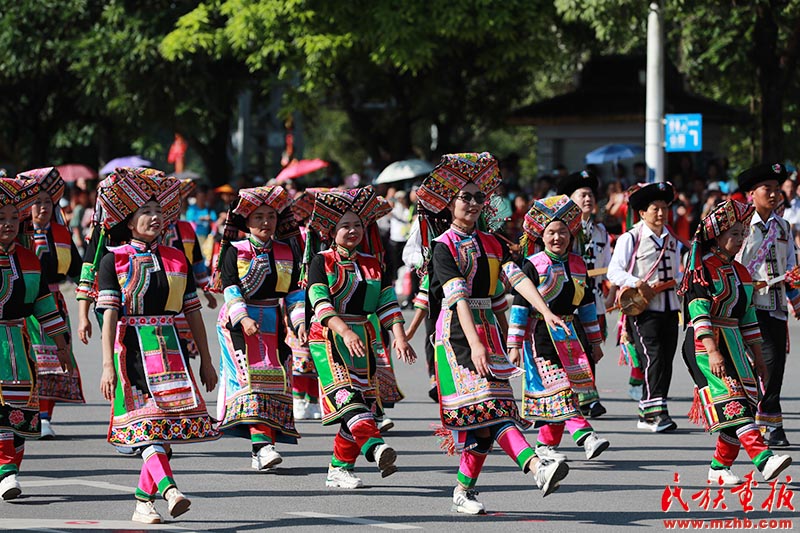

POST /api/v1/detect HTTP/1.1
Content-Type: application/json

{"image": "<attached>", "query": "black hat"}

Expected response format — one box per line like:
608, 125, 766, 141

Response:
737, 163, 788, 192
557, 170, 599, 196
628, 181, 675, 212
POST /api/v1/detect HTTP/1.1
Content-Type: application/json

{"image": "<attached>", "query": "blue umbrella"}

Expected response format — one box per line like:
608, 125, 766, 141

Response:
100, 155, 152, 175
584, 144, 644, 165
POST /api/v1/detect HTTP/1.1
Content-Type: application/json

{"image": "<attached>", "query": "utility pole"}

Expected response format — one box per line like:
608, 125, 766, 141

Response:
645, 1, 665, 182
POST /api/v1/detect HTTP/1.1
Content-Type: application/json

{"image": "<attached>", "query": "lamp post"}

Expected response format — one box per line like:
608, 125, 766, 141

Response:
645, 1, 665, 182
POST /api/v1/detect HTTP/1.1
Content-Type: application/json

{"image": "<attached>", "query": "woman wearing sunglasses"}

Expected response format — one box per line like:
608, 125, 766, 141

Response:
418, 152, 570, 515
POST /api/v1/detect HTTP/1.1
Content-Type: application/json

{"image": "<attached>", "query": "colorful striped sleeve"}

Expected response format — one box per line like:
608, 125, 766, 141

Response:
183, 291, 202, 315
285, 289, 305, 331
377, 286, 404, 329
223, 285, 248, 326
442, 278, 469, 309
740, 300, 763, 346
507, 304, 530, 348
501, 261, 527, 289
413, 274, 429, 311
492, 280, 509, 314
577, 302, 603, 345
33, 293, 68, 338
688, 297, 713, 340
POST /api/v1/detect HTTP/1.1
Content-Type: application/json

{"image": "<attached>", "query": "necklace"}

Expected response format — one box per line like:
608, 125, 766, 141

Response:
450, 221, 475, 234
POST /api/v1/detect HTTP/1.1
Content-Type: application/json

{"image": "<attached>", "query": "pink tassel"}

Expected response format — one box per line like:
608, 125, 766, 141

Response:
687, 387, 708, 429
431, 423, 456, 456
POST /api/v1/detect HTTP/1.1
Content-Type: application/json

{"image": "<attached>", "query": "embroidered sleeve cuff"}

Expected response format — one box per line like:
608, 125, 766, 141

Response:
95, 289, 121, 311
507, 305, 529, 347
192, 262, 210, 289
692, 317, 713, 340
741, 324, 763, 345
442, 278, 469, 309
183, 292, 202, 314
76, 283, 96, 302
501, 261, 527, 289
492, 294, 509, 314
285, 290, 305, 330
314, 301, 337, 323
413, 291, 429, 311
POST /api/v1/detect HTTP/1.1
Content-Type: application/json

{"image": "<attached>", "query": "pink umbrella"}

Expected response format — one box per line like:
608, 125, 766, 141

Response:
275, 159, 329, 181
56, 164, 98, 182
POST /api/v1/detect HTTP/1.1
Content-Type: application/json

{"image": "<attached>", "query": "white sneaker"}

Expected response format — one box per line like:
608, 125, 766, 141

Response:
583, 433, 610, 460
373, 443, 397, 478
536, 445, 567, 463
451, 485, 485, 515
376, 416, 395, 433
132, 500, 163, 524
325, 465, 363, 489
40, 419, 56, 439
534, 458, 569, 497
708, 467, 742, 486
251, 444, 283, 471
762, 454, 792, 481
293, 398, 310, 420
0, 474, 21, 501
308, 402, 322, 420
163, 487, 191, 518
628, 384, 643, 401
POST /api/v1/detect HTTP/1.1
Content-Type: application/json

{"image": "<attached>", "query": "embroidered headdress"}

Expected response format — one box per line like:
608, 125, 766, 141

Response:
179, 178, 197, 200
97, 167, 181, 230
523, 195, 582, 239
301, 186, 391, 284
520, 194, 582, 257
17, 167, 65, 203
678, 199, 755, 297
211, 185, 298, 291
308, 186, 391, 238
417, 152, 502, 214
0, 178, 39, 211
291, 187, 330, 223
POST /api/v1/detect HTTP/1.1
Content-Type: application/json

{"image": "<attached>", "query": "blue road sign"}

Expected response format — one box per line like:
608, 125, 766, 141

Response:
665, 114, 702, 152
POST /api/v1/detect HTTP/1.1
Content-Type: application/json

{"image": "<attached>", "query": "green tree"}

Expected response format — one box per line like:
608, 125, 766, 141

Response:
555, 0, 800, 165
161, 0, 582, 168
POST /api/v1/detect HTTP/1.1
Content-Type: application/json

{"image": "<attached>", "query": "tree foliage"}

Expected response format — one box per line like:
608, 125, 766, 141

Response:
162, 0, 583, 169
556, 0, 800, 165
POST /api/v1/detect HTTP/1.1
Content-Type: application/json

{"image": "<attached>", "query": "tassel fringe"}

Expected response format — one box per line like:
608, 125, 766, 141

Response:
431, 423, 456, 456
687, 386, 708, 429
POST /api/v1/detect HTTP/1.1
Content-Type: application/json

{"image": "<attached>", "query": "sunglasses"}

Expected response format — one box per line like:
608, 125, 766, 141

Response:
456, 192, 487, 205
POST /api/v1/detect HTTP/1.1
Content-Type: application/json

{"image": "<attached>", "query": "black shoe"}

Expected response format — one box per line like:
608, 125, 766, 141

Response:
428, 386, 439, 403
767, 427, 791, 447
587, 401, 607, 419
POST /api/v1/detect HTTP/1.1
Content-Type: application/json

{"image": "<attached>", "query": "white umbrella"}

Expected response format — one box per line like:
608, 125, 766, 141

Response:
374, 159, 433, 184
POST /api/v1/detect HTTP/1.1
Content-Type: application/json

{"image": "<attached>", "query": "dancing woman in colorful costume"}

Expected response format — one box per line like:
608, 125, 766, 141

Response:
0, 178, 70, 501
681, 199, 791, 485
306, 186, 416, 489
418, 152, 569, 515
96, 167, 219, 524
17, 167, 84, 439
507, 195, 609, 463
213, 185, 304, 471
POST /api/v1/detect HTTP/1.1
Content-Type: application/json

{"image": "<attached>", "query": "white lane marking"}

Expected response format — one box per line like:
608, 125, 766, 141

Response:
287, 511, 422, 530
21, 479, 134, 493
0, 519, 191, 531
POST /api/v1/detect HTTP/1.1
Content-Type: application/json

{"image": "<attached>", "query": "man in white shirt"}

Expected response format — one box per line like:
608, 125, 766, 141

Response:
736, 163, 800, 447
608, 182, 681, 433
